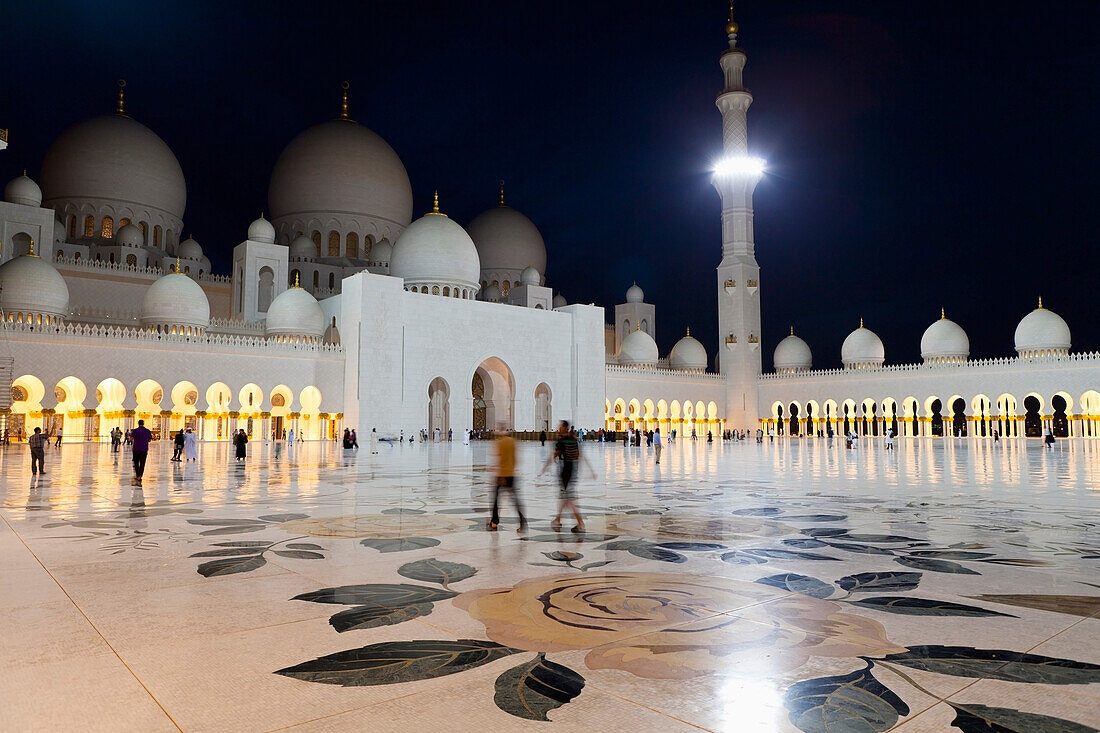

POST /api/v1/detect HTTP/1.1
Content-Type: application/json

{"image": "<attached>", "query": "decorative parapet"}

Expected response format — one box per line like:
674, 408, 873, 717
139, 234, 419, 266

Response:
208, 317, 265, 335
68, 305, 140, 324
757, 352, 1100, 381
605, 364, 725, 381
54, 255, 231, 284
0, 319, 343, 355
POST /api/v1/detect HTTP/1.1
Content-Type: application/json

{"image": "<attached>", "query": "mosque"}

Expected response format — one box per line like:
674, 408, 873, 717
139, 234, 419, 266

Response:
1, 12, 1097, 444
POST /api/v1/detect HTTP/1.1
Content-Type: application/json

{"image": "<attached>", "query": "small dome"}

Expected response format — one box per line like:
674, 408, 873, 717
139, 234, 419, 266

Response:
289, 234, 315, 261
482, 283, 501, 302
841, 320, 885, 369
140, 272, 210, 332
669, 329, 708, 371
626, 283, 644, 303
198, 255, 211, 273
115, 223, 144, 247
520, 265, 540, 286
774, 330, 812, 372
619, 328, 659, 366
178, 237, 203, 260
248, 215, 276, 244
54, 217, 67, 244
921, 311, 970, 363
265, 284, 325, 340
5, 173, 42, 206
0, 247, 69, 319
371, 238, 392, 265
1015, 299, 1071, 357
553, 293, 567, 308
390, 205, 481, 294
467, 204, 547, 279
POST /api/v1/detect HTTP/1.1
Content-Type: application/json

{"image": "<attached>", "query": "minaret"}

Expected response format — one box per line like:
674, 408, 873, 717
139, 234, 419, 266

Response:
713, 2, 765, 429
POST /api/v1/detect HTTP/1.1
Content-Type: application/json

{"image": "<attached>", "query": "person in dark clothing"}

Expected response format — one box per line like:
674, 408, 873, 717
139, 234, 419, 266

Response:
234, 429, 248, 461
130, 420, 153, 485
539, 429, 547, 446
171, 430, 185, 461
28, 427, 47, 475
540, 421, 595, 534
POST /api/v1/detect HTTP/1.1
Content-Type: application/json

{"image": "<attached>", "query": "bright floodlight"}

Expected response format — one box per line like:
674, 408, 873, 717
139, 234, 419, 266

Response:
714, 156, 766, 177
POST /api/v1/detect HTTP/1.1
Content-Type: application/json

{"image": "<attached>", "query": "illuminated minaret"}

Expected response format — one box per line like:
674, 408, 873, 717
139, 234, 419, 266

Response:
713, 2, 764, 429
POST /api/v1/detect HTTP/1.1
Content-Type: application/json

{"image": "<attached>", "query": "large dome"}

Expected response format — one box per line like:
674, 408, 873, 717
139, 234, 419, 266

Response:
921, 311, 969, 363
140, 272, 210, 333
0, 248, 69, 320
40, 114, 186, 221
841, 320, 885, 369
466, 204, 547, 283
390, 204, 481, 296
265, 284, 325, 341
773, 330, 812, 372
619, 328, 659, 367
1015, 300, 1070, 357
268, 119, 413, 240
669, 329, 708, 371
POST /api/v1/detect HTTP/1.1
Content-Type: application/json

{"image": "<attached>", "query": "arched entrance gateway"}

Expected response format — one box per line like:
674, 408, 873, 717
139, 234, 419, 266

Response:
471, 357, 514, 431
427, 378, 450, 436
534, 383, 552, 431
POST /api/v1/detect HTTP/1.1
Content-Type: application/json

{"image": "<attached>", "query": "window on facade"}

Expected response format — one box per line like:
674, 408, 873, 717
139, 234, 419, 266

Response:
258, 267, 275, 312
312, 271, 319, 290
68, 217, 76, 239
119, 218, 130, 228
346, 232, 358, 258
311, 231, 321, 255
100, 216, 114, 239
165, 230, 174, 249
126, 254, 137, 267
84, 215, 95, 238
443, 286, 450, 296
153, 225, 162, 247
364, 235, 374, 262
328, 231, 340, 257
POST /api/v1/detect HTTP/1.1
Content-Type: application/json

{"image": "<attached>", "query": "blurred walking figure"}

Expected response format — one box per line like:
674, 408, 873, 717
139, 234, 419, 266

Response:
130, 419, 153, 485
351, 429, 359, 449
28, 427, 47, 475
342, 428, 352, 449
184, 429, 198, 461
653, 427, 663, 464
489, 426, 526, 533
540, 421, 595, 534
111, 427, 122, 453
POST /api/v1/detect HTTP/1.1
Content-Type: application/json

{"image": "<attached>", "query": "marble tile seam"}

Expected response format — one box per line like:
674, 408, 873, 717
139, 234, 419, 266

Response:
0, 509, 186, 732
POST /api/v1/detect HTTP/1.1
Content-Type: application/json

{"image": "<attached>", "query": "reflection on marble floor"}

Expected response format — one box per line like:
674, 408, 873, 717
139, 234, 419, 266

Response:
1, 438, 1098, 732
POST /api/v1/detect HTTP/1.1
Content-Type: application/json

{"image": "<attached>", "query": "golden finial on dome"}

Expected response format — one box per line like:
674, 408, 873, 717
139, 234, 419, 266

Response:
499, 180, 506, 207
790, 325, 794, 336
1038, 296, 1044, 309
339, 81, 351, 120
432, 190, 440, 214
26, 236, 37, 258
686, 326, 692, 336
859, 317, 864, 328
175, 255, 181, 273
941, 308, 946, 320
725, 1, 739, 35
293, 272, 301, 288
116, 79, 127, 116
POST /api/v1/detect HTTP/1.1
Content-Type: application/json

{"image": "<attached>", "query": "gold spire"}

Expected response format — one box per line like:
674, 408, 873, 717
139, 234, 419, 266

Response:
635, 323, 642, 332
1038, 296, 1044, 309
859, 317, 864, 328
790, 325, 794, 336
339, 81, 350, 120
293, 272, 301, 288
26, 236, 38, 258
116, 79, 127, 116
725, 1, 739, 36
686, 326, 691, 336
498, 180, 506, 207
941, 308, 946, 320
175, 255, 181, 273
427, 190, 447, 216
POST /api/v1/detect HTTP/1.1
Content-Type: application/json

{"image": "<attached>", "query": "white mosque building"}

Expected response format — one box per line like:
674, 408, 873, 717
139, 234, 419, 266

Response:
1, 11, 1097, 444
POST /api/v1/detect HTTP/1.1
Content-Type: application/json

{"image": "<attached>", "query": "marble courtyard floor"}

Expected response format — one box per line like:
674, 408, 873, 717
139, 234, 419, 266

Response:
1, 437, 1097, 732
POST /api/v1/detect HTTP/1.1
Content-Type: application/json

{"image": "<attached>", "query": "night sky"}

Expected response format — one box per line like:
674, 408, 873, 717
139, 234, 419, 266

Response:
5, 1, 1097, 367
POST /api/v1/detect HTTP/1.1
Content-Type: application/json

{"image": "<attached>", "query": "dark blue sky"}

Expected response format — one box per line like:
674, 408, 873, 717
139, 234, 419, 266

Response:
5, 1, 1096, 367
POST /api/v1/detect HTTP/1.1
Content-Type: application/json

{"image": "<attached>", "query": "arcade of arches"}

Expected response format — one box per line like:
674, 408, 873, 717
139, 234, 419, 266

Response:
3, 375, 339, 442
425, 358, 552, 435
763, 391, 1100, 439
605, 398, 724, 438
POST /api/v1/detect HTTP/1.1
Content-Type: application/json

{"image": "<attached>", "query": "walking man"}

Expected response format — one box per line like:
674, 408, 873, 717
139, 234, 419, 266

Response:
172, 429, 185, 461
29, 427, 47, 475
653, 427, 663, 464
130, 419, 153, 485
184, 428, 198, 461
489, 426, 526, 533
540, 421, 595, 534
55, 428, 63, 447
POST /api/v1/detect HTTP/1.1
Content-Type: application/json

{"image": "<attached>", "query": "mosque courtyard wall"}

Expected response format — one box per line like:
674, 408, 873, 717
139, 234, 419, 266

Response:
339, 271, 605, 437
